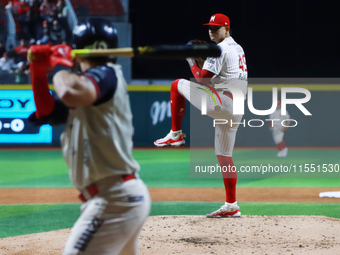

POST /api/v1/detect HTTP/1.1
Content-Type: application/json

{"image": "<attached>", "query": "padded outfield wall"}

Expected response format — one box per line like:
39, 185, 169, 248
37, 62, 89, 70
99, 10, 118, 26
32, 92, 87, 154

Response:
0, 83, 339, 147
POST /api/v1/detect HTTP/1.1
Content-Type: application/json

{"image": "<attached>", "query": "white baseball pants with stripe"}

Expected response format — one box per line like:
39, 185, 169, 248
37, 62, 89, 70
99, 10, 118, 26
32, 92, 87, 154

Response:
63, 178, 151, 255
178, 79, 243, 156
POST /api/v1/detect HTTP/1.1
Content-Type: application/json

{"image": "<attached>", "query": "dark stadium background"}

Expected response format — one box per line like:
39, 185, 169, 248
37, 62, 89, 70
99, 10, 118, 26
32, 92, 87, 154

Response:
129, 0, 340, 79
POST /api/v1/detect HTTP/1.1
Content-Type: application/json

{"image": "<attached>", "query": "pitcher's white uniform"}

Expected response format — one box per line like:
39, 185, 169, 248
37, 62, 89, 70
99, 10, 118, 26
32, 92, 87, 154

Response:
203, 36, 247, 96
177, 36, 247, 156
62, 63, 151, 255
269, 108, 290, 144
154, 14, 245, 217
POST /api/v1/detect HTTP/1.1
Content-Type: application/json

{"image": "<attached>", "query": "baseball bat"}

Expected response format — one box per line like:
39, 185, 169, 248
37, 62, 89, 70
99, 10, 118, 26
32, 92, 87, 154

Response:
71, 44, 221, 59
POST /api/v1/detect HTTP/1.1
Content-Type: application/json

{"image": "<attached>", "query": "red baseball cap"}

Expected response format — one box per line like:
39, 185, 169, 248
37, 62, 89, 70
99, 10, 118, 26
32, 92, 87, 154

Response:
203, 13, 230, 27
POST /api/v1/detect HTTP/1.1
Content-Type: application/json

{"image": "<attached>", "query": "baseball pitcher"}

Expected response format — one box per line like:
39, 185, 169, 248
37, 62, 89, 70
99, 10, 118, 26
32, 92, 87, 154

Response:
28, 18, 151, 255
154, 13, 247, 218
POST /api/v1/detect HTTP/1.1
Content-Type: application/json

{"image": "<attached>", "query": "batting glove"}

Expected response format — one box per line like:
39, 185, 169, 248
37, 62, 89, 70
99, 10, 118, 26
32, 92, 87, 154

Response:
28, 44, 74, 70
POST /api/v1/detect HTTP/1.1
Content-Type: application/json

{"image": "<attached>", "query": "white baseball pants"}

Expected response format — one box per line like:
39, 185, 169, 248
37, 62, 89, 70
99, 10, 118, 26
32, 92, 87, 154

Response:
63, 178, 151, 255
177, 79, 243, 156
272, 129, 284, 144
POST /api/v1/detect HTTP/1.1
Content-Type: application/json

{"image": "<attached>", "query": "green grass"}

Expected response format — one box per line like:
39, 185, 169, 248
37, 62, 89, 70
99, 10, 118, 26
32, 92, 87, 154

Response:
151, 202, 340, 218
0, 149, 339, 188
0, 150, 71, 187
0, 149, 338, 239
1, 202, 339, 238
0, 204, 80, 238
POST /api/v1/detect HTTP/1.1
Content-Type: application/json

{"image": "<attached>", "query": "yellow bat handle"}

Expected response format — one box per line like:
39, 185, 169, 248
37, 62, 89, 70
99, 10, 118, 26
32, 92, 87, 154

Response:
71, 45, 221, 59
71, 48, 135, 58
71, 49, 91, 58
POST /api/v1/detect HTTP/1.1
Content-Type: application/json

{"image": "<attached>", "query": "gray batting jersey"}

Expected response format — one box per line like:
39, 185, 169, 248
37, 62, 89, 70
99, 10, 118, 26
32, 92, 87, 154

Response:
60, 63, 140, 190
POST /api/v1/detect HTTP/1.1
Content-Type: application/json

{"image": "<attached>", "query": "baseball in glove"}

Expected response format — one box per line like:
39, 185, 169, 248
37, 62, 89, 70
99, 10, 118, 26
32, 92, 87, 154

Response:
186, 39, 208, 46
186, 39, 208, 68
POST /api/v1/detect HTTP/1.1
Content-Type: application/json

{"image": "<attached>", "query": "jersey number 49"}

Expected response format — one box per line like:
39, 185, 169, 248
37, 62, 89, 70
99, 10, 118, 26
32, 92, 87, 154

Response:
239, 55, 247, 72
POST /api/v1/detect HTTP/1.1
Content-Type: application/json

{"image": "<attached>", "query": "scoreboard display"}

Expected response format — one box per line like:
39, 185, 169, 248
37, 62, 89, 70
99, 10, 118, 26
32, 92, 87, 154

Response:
0, 90, 52, 143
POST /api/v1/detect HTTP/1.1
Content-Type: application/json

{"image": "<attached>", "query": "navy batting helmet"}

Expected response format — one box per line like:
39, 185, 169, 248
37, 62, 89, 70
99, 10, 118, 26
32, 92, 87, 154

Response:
72, 17, 118, 50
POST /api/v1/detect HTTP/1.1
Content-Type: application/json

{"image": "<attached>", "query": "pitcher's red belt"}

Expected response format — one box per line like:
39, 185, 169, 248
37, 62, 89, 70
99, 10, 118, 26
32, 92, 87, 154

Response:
223, 91, 233, 99
78, 173, 136, 202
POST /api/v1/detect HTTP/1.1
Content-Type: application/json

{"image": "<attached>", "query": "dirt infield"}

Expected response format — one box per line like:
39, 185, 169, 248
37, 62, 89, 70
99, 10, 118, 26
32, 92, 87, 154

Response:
1, 187, 340, 254
1, 187, 340, 204
1, 216, 340, 255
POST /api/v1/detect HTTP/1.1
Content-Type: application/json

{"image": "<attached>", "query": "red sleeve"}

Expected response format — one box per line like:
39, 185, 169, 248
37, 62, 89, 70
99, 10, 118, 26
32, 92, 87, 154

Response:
30, 62, 55, 119
190, 64, 215, 84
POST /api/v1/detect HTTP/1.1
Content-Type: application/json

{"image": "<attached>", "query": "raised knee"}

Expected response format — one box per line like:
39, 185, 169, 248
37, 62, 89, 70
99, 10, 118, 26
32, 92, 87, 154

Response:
171, 79, 182, 92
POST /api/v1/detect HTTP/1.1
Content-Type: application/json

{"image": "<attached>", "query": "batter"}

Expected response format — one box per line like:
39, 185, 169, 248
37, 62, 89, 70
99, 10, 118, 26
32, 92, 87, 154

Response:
28, 17, 151, 255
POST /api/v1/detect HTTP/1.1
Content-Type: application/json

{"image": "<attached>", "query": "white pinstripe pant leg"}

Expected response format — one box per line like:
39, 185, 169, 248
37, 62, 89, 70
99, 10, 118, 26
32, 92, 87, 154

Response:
272, 129, 284, 144
177, 79, 243, 156
177, 79, 206, 111
213, 93, 243, 157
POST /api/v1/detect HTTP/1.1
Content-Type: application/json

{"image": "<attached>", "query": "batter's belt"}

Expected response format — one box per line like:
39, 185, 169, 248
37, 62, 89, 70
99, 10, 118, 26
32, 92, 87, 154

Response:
78, 173, 137, 202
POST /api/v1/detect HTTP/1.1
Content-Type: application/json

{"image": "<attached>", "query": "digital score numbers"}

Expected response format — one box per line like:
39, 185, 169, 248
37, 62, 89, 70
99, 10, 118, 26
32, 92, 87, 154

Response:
0, 90, 52, 143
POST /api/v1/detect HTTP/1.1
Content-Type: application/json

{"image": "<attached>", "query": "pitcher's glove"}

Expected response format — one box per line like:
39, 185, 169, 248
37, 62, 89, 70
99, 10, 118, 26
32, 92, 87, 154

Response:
186, 39, 208, 67
186, 39, 208, 46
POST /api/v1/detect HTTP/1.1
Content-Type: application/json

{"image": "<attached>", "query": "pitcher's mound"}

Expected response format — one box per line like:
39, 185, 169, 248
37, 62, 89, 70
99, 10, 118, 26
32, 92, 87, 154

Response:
1, 215, 340, 255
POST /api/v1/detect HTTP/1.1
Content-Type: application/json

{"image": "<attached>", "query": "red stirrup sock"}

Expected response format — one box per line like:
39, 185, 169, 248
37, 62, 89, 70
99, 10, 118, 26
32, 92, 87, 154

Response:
217, 155, 237, 203
277, 140, 286, 150
170, 79, 186, 131
30, 62, 55, 119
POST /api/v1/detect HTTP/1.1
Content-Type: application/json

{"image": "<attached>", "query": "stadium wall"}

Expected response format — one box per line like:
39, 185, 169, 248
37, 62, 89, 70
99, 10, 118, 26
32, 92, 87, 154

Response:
0, 84, 339, 147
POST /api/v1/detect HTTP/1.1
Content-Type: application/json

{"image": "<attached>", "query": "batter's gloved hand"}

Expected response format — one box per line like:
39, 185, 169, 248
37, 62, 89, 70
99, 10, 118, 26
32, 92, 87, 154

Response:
50, 45, 73, 68
186, 39, 208, 46
28, 44, 74, 71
